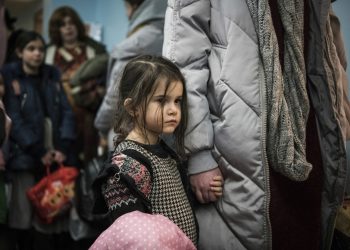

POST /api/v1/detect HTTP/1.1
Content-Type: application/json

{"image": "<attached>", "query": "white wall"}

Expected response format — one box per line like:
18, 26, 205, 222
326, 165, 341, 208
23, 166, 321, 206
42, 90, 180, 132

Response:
6, 0, 42, 31
96, 0, 128, 52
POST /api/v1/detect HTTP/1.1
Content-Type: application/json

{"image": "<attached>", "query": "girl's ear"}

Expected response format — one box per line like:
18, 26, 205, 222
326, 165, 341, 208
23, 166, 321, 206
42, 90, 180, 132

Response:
124, 98, 136, 116
15, 49, 23, 59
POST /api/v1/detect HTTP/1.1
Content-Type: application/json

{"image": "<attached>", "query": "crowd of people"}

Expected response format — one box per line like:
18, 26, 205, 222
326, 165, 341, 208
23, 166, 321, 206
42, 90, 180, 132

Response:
0, 0, 349, 250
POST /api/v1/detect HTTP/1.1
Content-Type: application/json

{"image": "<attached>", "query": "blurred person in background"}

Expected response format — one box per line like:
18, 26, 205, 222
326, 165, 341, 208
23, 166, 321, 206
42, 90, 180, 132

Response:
0, 3, 14, 249
0, 0, 6, 66
94, 0, 167, 150
1, 30, 76, 250
46, 6, 107, 169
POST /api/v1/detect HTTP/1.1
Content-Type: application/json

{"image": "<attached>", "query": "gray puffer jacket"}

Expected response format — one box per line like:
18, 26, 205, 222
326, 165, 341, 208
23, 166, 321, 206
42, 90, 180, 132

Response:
163, 0, 348, 249
94, 0, 167, 148
164, 0, 267, 249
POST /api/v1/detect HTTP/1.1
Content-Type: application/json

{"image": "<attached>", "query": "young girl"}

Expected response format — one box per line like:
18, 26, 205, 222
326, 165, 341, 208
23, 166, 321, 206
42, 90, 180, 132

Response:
0, 30, 76, 250
92, 55, 223, 246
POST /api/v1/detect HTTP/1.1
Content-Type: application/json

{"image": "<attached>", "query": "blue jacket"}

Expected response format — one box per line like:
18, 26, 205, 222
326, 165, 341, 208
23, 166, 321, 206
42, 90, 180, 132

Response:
1, 62, 76, 170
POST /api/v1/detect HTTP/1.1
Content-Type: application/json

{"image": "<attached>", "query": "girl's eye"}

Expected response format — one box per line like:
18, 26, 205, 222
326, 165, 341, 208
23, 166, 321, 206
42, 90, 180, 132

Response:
175, 98, 182, 105
155, 97, 164, 103
61, 19, 74, 27
26, 46, 36, 52
26, 46, 44, 53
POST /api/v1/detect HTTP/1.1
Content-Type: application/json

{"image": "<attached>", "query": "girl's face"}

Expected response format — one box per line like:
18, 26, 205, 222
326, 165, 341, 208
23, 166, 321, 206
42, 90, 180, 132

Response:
134, 80, 183, 144
17, 39, 45, 74
59, 16, 78, 45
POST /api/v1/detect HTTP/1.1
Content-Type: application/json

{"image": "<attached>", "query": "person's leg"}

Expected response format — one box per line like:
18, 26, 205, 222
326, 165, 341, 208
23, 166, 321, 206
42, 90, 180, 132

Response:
72, 238, 96, 250
53, 232, 75, 250
8, 172, 34, 229
15, 228, 34, 250
7, 172, 35, 250
331, 229, 350, 250
32, 230, 53, 250
0, 224, 16, 250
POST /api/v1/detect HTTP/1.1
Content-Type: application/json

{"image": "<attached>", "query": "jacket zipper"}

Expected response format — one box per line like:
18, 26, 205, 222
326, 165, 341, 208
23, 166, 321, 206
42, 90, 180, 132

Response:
21, 93, 27, 109
260, 67, 272, 250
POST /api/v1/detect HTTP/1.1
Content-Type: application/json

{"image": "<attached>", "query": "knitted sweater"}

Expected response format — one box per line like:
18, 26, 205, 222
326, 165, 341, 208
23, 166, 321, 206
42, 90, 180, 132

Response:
97, 140, 197, 245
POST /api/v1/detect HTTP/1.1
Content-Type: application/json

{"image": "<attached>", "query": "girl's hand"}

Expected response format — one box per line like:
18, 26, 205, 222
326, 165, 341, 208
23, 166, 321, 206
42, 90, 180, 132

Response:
52, 150, 66, 164
210, 175, 223, 197
41, 150, 54, 166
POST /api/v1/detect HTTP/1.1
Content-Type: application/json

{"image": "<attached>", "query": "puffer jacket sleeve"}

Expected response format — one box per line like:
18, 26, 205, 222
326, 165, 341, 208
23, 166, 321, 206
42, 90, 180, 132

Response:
163, 0, 217, 174
93, 59, 126, 136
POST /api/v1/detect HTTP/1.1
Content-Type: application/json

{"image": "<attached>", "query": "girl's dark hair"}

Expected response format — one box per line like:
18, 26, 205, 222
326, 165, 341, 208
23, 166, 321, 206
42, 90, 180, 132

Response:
6, 29, 25, 63
15, 30, 46, 52
114, 55, 188, 158
48, 6, 86, 46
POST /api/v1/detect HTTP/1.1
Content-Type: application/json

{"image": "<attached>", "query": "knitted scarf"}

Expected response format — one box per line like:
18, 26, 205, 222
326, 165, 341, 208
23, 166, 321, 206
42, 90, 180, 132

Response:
246, 0, 312, 181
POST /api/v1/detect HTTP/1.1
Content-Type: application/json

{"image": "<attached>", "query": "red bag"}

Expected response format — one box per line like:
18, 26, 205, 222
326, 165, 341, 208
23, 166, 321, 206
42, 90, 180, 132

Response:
27, 164, 79, 224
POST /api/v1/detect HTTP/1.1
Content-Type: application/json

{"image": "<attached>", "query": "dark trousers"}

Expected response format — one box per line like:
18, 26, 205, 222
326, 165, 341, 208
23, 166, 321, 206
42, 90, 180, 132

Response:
332, 230, 350, 250
0, 227, 33, 250
0, 224, 16, 250
33, 230, 95, 250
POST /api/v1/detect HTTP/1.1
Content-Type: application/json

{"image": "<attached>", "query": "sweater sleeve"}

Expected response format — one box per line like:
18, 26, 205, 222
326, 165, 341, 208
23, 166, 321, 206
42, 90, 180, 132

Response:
101, 152, 152, 220
163, 0, 217, 174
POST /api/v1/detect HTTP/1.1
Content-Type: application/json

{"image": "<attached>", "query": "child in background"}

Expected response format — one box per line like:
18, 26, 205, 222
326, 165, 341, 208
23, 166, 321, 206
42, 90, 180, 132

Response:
0, 30, 76, 250
92, 55, 223, 246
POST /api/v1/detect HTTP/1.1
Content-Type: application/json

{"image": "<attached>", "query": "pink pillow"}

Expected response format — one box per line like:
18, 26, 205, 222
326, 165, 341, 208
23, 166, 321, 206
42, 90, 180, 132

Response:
89, 211, 196, 250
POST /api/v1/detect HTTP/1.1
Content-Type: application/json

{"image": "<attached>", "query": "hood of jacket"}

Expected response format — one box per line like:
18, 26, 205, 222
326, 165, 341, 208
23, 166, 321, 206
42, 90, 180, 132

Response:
128, 0, 167, 33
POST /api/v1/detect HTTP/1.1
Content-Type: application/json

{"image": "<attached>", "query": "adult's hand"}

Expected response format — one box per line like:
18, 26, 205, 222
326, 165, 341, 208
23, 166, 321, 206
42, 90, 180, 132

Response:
190, 167, 223, 204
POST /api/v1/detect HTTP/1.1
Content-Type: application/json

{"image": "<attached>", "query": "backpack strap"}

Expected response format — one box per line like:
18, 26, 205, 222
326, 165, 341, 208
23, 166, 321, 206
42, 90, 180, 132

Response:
120, 148, 153, 178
